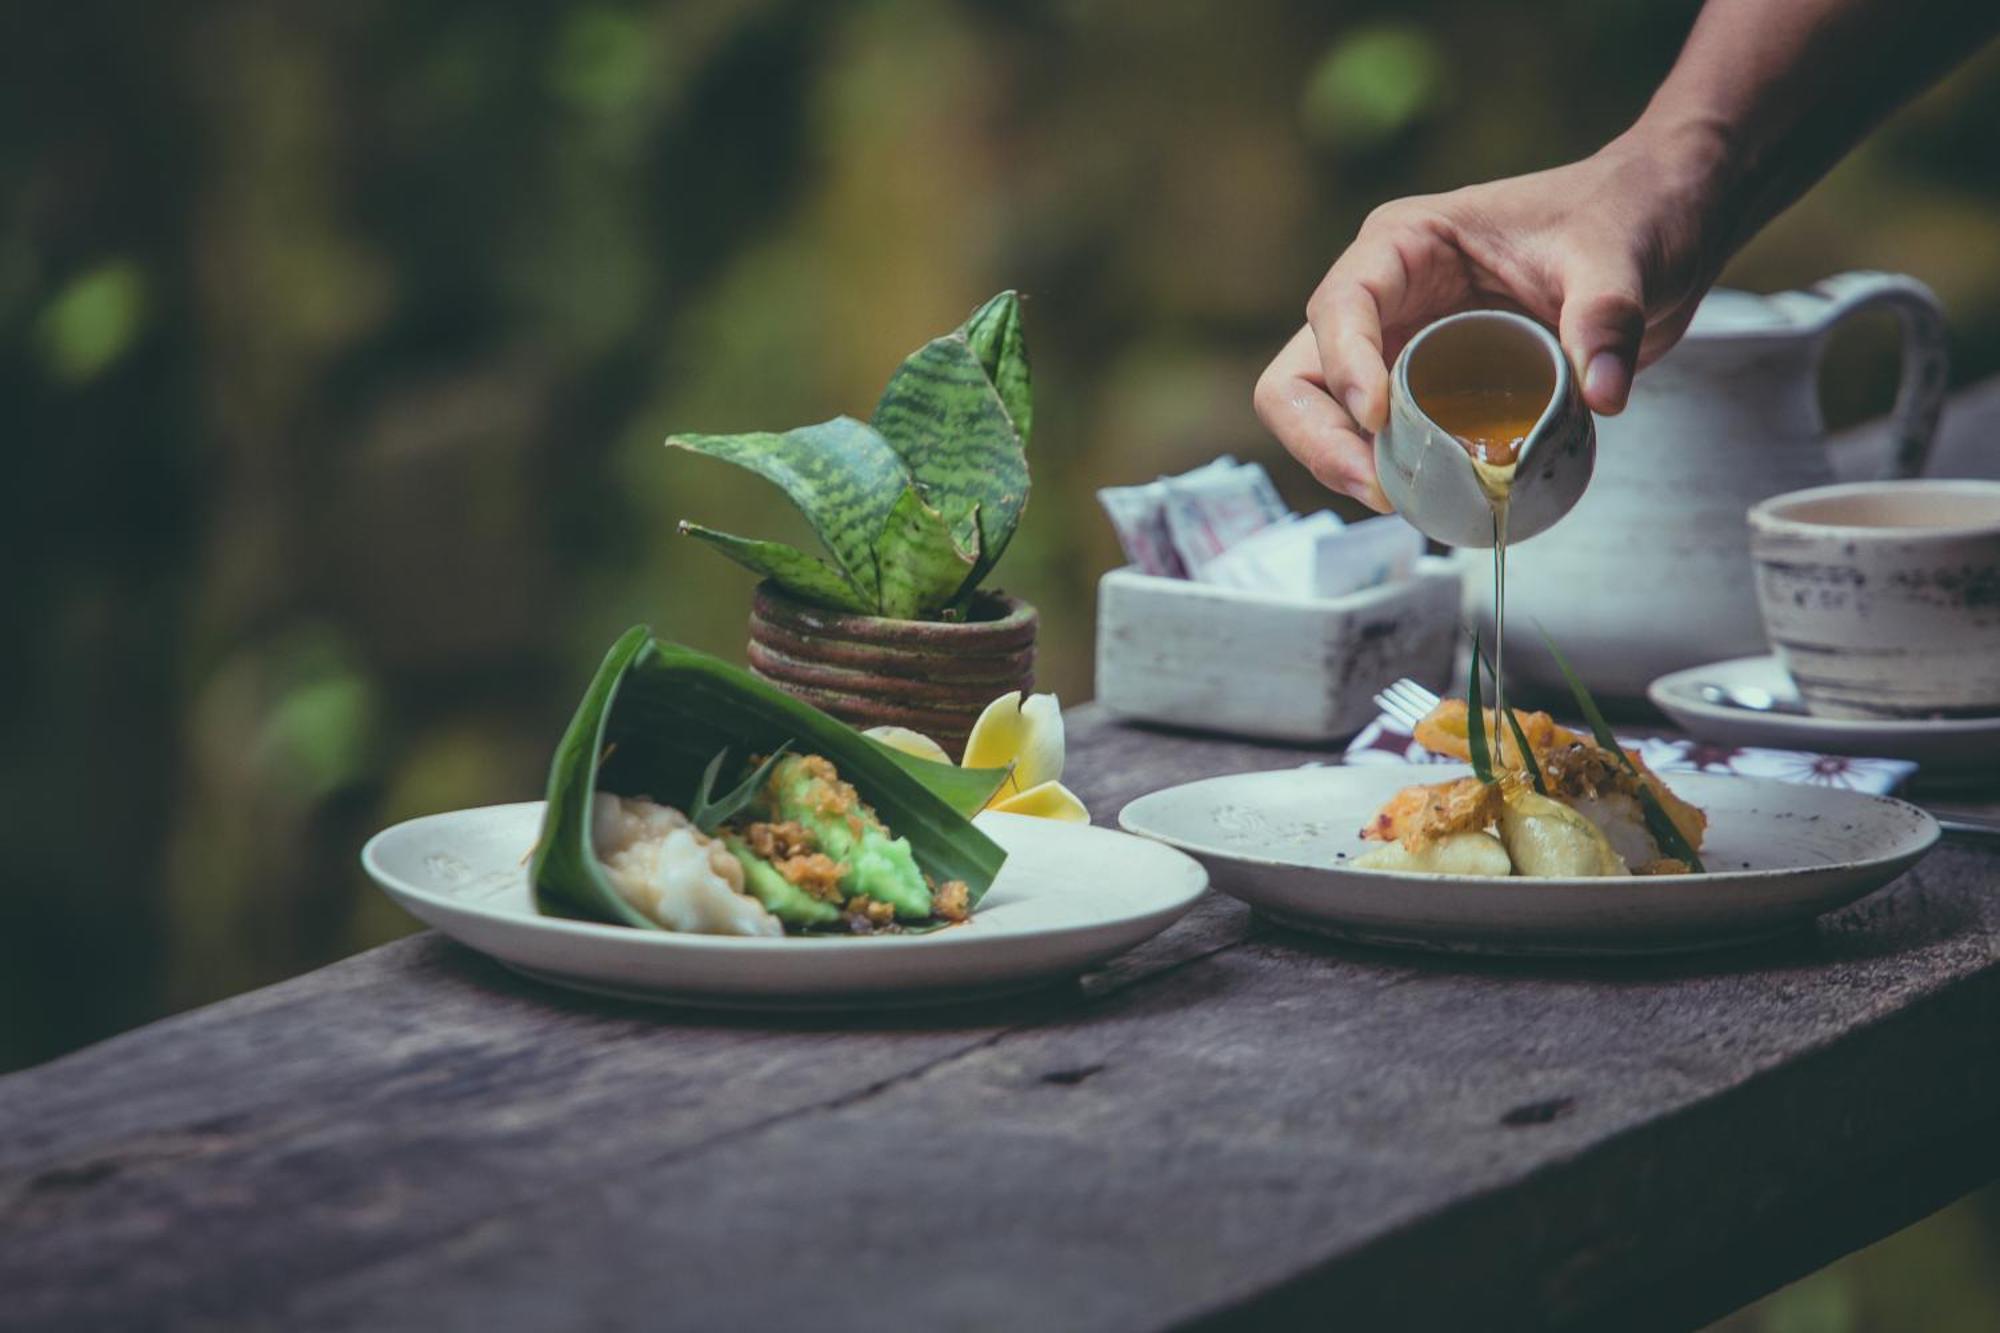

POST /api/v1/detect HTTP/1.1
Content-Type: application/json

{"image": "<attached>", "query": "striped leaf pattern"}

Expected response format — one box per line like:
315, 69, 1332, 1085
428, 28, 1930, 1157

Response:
677, 522, 875, 613
667, 416, 906, 606
965, 290, 1032, 447
871, 329, 1028, 589
669, 293, 1033, 619
874, 486, 977, 618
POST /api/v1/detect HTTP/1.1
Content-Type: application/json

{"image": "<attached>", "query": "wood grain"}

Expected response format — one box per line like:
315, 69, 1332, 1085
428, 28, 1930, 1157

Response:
3, 709, 1998, 1333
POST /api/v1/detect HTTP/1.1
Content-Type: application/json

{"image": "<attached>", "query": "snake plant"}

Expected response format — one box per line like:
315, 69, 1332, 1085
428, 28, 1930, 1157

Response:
669, 291, 1032, 620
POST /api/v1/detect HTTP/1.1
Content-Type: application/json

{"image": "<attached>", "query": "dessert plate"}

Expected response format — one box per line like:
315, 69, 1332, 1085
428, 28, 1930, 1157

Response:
1118, 765, 1937, 956
1649, 654, 2000, 776
362, 805, 1207, 1008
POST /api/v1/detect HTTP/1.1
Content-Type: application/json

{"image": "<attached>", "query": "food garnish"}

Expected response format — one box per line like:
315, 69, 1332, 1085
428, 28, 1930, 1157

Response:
1355, 682, 1709, 879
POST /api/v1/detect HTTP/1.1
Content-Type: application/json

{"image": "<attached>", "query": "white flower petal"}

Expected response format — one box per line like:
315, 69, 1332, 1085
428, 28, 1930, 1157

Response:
862, 725, 951, 765
1011, 692, 1066, 792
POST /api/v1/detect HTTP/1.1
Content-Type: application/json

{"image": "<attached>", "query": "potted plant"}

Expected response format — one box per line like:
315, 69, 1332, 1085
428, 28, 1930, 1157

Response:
669, 291, 1038, 759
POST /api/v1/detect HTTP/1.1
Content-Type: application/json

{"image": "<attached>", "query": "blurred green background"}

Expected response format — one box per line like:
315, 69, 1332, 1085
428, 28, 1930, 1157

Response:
5, 1, 1997, 1324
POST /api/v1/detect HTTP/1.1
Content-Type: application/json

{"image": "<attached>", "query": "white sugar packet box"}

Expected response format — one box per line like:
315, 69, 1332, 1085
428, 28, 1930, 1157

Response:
1096, 555, 1461, 743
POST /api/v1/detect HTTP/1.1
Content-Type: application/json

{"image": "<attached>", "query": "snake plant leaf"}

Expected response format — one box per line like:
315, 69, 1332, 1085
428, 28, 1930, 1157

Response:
530, 627, 1011, 931
875, 486, 979, 619
871, 326, 1028, 591
965, 290, 1033, 448
676, 522, 872, 613
667, 416, 907, 607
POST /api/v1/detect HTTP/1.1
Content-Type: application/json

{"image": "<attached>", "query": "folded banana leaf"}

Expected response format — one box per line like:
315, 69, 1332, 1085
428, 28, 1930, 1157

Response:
530, 626, 1013, 931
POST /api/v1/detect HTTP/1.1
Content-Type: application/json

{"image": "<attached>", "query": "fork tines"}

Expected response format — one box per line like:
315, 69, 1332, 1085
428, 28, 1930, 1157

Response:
1373, 677, 1443, 732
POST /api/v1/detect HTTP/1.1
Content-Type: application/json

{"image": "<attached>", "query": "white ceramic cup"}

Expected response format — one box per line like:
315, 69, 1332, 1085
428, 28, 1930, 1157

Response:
1748, 480, 2000, 719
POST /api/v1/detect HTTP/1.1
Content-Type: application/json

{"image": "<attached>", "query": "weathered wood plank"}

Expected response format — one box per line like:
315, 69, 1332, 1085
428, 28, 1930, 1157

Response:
2, 710, 1997, 1333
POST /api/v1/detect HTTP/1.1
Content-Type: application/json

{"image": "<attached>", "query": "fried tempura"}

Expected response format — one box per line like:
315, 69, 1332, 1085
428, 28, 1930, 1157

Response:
1360, 774, 1509, 851
1411, 700, 1706, 852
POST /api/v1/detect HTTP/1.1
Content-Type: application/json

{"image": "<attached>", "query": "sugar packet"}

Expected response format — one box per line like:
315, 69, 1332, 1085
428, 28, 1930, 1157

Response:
1198, 511, 1345, 597
1157, 460, 1288, 576
1314, 515, 1426, 598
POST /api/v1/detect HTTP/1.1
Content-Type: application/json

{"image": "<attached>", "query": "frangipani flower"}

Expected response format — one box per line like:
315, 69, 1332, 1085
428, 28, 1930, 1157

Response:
867, 691, 1090, 823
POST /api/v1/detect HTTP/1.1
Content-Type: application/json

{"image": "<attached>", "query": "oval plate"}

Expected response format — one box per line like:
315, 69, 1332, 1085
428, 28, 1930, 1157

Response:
1118, 766, 1937, 956
362, 806, 1207, 1009
1650, 653, 2000, 777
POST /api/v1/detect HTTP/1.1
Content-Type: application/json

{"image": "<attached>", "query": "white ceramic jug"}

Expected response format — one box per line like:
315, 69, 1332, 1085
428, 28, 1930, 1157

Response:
1468, 271, 1948, 702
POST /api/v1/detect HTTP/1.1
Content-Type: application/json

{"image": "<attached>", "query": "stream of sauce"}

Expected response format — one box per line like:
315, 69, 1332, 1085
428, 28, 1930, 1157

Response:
1424, 388, 1544, 766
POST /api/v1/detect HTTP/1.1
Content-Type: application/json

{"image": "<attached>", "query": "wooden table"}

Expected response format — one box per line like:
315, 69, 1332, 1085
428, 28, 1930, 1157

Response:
4, 708, 1999, 1332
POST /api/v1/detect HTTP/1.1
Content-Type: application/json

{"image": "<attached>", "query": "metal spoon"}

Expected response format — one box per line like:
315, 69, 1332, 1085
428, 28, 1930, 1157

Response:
1934, 812, 2000, 840
1696, 683, 1810, 716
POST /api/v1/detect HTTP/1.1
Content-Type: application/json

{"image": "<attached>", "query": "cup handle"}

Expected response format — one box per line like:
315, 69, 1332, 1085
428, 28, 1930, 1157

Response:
1807, 271, 1950, 479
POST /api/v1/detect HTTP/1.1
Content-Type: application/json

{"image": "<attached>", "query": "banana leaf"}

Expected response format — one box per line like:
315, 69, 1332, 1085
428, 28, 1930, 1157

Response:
531, 626, 1012, 931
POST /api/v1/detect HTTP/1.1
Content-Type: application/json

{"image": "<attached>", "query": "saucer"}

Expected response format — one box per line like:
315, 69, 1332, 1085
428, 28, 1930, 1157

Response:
1648, 655, 2000, 777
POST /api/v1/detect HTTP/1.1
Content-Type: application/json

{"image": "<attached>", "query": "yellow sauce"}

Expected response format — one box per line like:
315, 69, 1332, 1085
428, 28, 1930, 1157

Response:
1421, 387, 1544, 766
1424, 387, 1543, 467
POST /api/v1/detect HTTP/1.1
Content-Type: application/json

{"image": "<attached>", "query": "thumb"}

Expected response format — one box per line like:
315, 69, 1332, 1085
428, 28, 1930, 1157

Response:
1557, 256, 1646, 415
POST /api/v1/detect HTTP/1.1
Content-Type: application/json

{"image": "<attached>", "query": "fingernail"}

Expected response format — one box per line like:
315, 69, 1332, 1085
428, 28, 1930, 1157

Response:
1584, 352, 1630, 412
1343, 387, 1373, 430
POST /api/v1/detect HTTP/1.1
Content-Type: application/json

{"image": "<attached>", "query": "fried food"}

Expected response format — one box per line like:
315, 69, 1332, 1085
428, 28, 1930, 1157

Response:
1356, 698, 1710, 879
1412, 699, 1706, 853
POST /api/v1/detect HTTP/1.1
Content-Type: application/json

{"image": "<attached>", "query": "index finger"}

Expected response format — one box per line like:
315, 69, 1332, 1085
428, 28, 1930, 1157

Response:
1305, 237, 1412, 434
1253, 325, 1391, 512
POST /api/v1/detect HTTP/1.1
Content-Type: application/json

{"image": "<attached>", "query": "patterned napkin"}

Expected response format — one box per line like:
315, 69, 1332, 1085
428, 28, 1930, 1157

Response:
1342, 715, 1917, 794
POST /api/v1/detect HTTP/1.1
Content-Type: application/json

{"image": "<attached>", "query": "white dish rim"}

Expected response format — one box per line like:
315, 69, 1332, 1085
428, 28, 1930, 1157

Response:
1117, 764, 1939, 889
363, 804, 1208, 951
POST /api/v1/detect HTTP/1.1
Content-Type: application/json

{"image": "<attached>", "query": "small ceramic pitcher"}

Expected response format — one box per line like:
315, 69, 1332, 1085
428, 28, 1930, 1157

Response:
1470, 272, 1949, 701
1375, 311, 1595, 549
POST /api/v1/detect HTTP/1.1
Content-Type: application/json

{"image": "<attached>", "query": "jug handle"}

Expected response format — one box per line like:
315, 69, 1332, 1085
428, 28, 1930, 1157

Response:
1805, 271, 1950, 478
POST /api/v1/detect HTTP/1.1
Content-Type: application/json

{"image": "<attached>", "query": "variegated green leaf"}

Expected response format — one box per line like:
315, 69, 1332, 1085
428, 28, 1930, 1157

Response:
871, 332, 1028, 590
667, 416, 907, 605
677, 523, 872, 613
965, 290, 1032, 447
874, 487, 977, 618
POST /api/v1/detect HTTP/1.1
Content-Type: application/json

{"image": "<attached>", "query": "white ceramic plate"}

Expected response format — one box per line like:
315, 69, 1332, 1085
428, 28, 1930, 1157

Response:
1118, 765, 1937, 956
1650, 654, 2000, 776
362, 805, 1208, 1008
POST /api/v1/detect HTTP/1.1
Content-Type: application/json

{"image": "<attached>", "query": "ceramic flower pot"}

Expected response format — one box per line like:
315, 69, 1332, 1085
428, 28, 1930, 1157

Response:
746, 581, 1038, 760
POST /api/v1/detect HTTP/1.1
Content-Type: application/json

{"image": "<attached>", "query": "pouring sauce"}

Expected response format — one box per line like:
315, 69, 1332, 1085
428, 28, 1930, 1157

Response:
1421, 386, 1548, 766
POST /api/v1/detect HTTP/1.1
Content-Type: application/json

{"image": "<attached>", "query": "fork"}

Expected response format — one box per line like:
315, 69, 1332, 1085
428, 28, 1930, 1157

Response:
1373, 678, 1443, 733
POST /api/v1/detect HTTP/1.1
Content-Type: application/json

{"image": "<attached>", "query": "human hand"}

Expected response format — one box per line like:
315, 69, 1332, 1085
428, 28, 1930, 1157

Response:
1254, 127, 1731, 509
